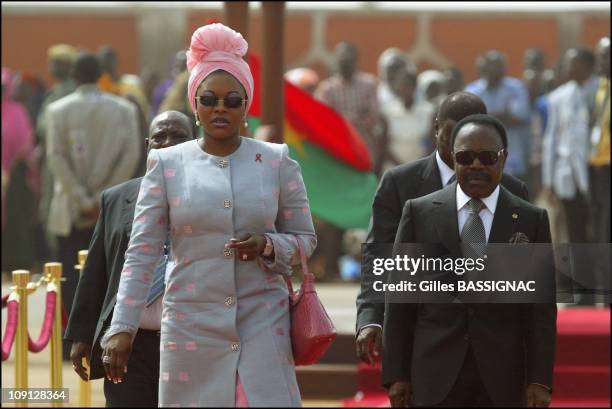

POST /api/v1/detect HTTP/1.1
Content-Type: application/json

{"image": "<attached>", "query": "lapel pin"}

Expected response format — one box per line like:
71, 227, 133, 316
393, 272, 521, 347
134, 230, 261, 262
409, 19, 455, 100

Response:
255, 153, 262, 163
512, 213, 518, 219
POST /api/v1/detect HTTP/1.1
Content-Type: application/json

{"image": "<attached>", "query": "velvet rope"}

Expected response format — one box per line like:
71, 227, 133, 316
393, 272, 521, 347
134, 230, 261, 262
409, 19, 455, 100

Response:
27, 290, 57, 353
2, 299, 19, 361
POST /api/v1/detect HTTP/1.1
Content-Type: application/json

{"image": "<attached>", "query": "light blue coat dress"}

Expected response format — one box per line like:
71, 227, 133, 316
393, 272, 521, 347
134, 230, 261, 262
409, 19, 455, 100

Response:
104, 137, 317, 407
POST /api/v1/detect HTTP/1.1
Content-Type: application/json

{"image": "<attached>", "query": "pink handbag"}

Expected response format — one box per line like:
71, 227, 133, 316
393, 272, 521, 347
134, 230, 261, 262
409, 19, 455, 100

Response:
284, 236, 337, 366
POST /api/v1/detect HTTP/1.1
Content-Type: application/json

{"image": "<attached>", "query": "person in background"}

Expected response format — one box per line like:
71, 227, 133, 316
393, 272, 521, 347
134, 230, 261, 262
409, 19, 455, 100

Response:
159, 69, 194, 128
542, 48, 597, 305
1, 67, 37, 275
587, 37, 611, 306
285, 67, 320, 96
381, 65, 434, 171
377, 48, 414, 107
46, 53, 141, 358
140, 67, 160, 113
151, 51, 188, 119
65, 111, 194, 407
97, 45, 149, 176
589, 37, 610, 245
316, 42, 383, 176
315, 42, 382, 280
542, 47, 596, 244
416, 69, 446, 107
466, 50, 532, 182
442, 66, 465, 96
37, 44, 78, 263
523, 48, 547, 105
416, 70, 446, 155
13, 72, 47, 129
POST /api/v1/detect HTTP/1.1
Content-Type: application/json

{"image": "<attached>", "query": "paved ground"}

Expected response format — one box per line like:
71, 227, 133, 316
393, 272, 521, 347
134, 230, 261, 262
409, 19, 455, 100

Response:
1, 274, 358, 407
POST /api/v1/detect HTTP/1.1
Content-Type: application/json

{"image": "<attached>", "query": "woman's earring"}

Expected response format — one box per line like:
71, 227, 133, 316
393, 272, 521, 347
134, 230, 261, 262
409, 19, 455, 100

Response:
244, 119, 249, 128
195, 117, 201, 127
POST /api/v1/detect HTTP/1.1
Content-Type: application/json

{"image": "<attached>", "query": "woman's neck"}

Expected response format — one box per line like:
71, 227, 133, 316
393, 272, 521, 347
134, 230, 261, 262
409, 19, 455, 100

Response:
200, 135, 242, 157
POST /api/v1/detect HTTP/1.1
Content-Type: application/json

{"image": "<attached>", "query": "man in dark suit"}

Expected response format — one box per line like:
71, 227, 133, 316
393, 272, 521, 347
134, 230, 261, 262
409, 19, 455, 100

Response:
383, 114, 556, 407
356, 92, 529, 363
64, 111, 194, 407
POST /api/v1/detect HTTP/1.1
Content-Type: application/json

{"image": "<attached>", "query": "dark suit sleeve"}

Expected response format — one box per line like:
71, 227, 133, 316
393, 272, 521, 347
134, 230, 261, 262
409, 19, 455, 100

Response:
356, 171, 402, 332
522, 209, 557, 388
64, 191, 109, 344
520, 181, 529, 202
382, 200, 418, 387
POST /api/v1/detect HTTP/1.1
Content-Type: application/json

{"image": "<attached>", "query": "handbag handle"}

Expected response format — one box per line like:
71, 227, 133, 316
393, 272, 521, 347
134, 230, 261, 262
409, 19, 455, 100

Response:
284, 235, 315, 294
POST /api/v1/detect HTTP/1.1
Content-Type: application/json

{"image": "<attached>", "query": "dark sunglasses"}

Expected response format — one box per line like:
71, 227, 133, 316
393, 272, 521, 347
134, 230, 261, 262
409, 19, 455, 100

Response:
454, 149, 505, 166
196, 94, 247, 109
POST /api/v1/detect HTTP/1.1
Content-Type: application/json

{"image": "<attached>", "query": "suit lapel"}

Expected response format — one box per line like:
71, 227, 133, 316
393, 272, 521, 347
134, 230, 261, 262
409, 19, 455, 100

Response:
488, 186, 521, 245
121, 182, 139, 236
419, 153, 443, 196
433, 182, 462, 258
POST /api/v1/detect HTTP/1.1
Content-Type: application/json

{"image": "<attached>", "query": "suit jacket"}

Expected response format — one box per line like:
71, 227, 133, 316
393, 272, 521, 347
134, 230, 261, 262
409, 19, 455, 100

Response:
356, 152, 529, 331
46, 84, 140, 236
64, 177, 142, 379
382, 183, 557, 406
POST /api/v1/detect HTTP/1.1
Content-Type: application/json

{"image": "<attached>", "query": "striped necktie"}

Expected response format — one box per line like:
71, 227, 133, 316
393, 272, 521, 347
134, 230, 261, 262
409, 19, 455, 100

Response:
446, 174, 456, 186
145, 239, 169, 307
460, 198, 486, 259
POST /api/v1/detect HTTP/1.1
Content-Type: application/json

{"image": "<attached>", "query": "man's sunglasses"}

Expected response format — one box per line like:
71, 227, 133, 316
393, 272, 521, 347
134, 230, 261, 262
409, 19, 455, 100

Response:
454, 149, 505, 166
196, 94, 247, 109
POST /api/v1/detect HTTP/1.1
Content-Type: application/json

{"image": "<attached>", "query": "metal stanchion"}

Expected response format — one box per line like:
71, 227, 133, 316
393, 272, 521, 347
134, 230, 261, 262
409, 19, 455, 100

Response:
75, 250, 91, 407
46, 262, 63, 407
13, 270, 29, 408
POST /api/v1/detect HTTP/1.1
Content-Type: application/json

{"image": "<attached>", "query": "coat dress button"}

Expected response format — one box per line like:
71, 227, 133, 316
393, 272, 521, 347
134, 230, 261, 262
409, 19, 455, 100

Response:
218, 159, 229, 168
225, 296, 234, 306
224, 248, 233, 258
224, 200, 231, 209
231, 342, 240, 352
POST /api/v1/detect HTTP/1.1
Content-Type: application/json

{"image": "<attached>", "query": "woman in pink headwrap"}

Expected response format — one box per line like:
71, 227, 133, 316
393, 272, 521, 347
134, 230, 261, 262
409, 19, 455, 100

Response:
101, 23, 316, 407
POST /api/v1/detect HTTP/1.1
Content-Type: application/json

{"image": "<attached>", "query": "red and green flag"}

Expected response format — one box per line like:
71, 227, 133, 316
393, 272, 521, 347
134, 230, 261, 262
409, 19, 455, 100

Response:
246, 54, 379, 230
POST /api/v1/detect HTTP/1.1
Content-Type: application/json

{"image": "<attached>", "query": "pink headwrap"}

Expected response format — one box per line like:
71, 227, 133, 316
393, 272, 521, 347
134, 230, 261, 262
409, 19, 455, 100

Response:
186, 23, 254, 114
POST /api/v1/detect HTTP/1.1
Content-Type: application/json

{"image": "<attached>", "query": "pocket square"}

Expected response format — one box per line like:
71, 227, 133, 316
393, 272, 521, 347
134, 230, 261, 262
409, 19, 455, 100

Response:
509, 232, 530, 244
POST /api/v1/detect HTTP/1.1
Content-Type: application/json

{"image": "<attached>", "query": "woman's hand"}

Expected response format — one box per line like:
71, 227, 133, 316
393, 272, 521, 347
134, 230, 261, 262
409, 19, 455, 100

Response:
227, 233, 266, 261
102, 332, 133, 384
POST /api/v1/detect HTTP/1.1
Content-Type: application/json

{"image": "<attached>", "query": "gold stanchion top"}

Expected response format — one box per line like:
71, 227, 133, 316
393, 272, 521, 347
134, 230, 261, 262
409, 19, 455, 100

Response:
45, 262, 63, 279
78, 250, 89, 266
12, 270, 30, 287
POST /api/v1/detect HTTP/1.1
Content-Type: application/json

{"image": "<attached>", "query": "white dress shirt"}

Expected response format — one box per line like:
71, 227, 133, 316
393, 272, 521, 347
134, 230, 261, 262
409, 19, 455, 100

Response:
436, 151, 455, 187
456, 184, 500, 243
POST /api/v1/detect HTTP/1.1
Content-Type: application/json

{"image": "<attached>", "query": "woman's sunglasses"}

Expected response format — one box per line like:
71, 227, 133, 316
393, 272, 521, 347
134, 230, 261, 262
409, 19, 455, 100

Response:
196, 94, 247, 109
453, 149, 505, 166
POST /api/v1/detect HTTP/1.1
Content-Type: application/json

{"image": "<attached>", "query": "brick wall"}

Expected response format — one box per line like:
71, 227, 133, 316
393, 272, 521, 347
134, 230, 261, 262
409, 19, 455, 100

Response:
2, 6, 609, 86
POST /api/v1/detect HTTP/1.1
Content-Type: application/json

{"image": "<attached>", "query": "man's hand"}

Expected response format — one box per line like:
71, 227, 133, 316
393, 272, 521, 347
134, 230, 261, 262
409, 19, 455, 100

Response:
388, 381, 411, 407
356, 326, 382, 364
70, 342, 91, 381
102, 332, 133, 384
526, 384, 552, 407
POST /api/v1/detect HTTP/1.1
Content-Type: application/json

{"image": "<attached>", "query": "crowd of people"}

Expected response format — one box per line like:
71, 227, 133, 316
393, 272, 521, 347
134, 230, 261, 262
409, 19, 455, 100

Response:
285, 37, 610, 283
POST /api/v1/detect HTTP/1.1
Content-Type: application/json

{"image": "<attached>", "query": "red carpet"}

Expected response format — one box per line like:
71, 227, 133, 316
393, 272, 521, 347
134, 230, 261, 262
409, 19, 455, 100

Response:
343, 308, 610, 408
